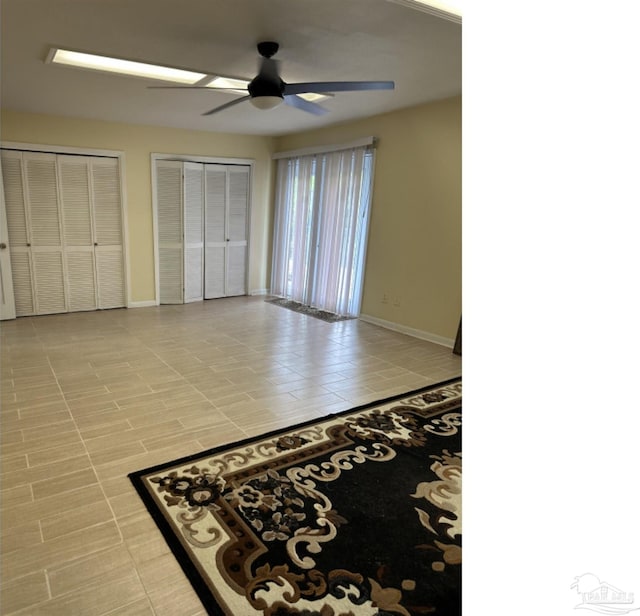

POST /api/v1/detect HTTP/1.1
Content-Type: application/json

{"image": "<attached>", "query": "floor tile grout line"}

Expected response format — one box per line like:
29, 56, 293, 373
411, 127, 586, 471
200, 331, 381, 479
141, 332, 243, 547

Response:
106, 319, 248, 613
35, 342, 161, 542
44, 354, 126, 549
43, 562, 53, 601
1, 298, 461, 615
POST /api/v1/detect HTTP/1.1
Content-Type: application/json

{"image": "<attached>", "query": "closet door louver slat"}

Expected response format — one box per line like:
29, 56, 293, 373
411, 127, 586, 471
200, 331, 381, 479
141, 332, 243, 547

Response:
24, 153, 62, 247
93, 159, 124, 246
66, 252, 97, 311
228, 168, 249, 241
59, 156, 93, 246
205, 166, 226, 243
32, 250, 67, 314
95, 250, 125, 308
1, 151, 29, 246
205, 246, 225, 299
9, 252, 35, 316
227, 246, 247, 297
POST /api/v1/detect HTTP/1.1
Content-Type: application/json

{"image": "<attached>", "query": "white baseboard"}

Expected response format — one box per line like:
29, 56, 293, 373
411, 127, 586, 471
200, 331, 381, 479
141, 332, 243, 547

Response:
358, 314, 454, 348
128, 300, 159, 308
249, 288, 270, 296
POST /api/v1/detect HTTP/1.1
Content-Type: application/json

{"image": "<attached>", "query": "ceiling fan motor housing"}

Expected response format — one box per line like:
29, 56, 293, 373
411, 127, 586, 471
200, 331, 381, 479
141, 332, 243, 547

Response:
248, 74, 285, 99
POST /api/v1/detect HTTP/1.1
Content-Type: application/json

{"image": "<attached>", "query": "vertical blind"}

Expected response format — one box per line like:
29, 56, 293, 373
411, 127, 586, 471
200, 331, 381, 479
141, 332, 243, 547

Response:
271, 144, 374, 317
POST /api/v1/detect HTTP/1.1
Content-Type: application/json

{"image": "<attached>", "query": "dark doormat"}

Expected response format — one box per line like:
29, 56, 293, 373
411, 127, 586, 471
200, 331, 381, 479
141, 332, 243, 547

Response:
265, 297, 356, 323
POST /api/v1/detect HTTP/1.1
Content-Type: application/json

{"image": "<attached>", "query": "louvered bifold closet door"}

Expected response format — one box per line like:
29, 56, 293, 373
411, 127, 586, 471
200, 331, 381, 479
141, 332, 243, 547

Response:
91, 157, 125, 309
58, 155, 98, 312
157, 161, 183, 303
24, 152, 67, 315
204, 165, 227, 299
183, 163, 204, 302
1, 151, 35, 316
226, 167, 249, 297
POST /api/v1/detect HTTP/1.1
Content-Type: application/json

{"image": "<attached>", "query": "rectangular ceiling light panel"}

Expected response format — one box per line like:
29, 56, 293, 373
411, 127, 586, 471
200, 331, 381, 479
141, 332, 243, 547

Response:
47, 48, 209, 84
387, 0, 461, 23
297, 93, 332, 102
206, 76, 250, 90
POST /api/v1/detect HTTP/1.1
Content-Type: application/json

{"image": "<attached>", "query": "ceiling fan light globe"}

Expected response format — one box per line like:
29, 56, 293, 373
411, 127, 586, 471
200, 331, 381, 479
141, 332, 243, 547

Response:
250, 96, 283, 110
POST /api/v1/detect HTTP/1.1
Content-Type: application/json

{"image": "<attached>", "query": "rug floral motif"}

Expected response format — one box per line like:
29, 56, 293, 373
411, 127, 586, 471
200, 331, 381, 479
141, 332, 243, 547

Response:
129, 378, 462, 616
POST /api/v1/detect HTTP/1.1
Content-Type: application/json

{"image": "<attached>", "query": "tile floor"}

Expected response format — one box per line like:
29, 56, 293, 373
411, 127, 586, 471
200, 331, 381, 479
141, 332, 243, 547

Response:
0, 296, 461, 615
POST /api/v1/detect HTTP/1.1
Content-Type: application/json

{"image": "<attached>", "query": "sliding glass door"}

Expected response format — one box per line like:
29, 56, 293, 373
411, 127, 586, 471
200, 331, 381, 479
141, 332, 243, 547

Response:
271, 145, 374, 317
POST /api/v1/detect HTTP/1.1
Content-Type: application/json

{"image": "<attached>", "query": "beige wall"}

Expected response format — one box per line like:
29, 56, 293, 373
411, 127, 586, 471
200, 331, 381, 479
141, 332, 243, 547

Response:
0, 110, 275, 302
1, 99, 460, 341
274, 96, 461, 342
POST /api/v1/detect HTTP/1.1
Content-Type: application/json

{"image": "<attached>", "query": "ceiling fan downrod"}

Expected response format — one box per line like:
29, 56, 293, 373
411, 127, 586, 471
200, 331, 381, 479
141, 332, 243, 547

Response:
249, 42, 285, 107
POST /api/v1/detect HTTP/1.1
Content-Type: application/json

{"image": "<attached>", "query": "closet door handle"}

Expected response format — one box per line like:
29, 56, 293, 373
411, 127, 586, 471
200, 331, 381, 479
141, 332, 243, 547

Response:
0, 242, 6, 250
26, 243, 31, 247
94, 242, 98, 246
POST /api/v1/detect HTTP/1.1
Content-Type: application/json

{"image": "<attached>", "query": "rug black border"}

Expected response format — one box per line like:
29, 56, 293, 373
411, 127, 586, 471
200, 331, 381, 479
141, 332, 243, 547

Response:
127, 376, 461, 616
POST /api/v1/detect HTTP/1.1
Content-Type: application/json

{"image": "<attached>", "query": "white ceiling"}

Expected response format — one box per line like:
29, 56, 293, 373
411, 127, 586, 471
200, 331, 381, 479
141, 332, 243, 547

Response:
0, 0, 461, 137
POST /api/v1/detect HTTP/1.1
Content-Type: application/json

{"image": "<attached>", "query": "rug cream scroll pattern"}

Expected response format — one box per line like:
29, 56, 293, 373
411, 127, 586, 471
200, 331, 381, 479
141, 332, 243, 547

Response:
130, 378, 462, 616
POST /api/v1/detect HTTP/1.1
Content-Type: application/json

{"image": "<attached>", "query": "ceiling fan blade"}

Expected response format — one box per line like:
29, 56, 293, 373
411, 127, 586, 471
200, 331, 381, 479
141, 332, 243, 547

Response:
202, 95, 251, 116
284, 95, 329, 116
283, 81, 395, 95
147, 86, 248, 91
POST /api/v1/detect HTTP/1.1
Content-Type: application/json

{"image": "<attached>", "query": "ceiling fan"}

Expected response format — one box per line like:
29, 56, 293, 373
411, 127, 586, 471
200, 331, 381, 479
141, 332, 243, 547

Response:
151, 41, 395, 116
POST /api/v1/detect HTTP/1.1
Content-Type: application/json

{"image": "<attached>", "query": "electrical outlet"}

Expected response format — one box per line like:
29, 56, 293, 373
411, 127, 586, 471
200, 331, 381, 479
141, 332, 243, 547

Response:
393, 297, 401, 307
382, 293, 388, 304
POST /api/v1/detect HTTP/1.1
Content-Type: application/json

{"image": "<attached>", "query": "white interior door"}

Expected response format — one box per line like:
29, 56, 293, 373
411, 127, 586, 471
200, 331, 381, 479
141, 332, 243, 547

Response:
157, 160, 184, 304
91, 157, 125, 309
226, 167, 249, 297
155, 159, 250, 303
183, 163, 204, 303
1, 149, 126, 317
58, 155, 98, 312
204, 165, 226, 299
0, 160, 16, 320
1, 150, 34, 316
24, 152, 67, 315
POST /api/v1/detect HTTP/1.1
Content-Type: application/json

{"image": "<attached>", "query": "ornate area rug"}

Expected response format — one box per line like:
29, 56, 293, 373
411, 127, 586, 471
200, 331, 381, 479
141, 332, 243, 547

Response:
265, 297, 356, 322
129, 378, 462, 616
